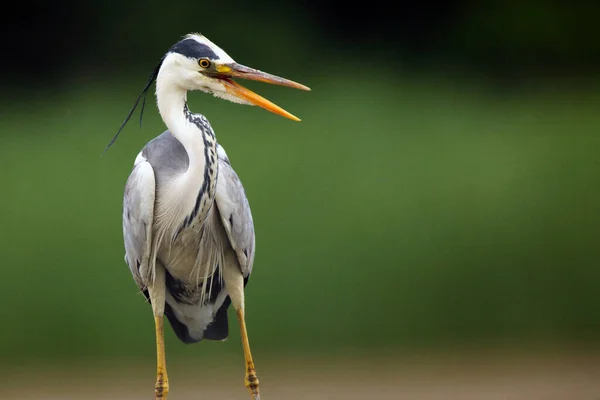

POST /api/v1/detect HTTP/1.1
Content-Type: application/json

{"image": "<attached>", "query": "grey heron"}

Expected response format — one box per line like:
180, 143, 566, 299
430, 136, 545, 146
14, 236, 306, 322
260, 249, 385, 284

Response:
111, 33, 309, 400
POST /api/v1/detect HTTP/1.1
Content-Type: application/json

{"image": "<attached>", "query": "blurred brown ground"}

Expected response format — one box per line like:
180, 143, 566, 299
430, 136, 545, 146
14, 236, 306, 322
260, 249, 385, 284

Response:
4, 347, 600, 400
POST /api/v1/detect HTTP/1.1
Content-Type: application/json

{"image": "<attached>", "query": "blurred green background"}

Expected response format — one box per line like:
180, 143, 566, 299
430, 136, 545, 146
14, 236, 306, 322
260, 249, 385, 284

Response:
2, 1, 600, 398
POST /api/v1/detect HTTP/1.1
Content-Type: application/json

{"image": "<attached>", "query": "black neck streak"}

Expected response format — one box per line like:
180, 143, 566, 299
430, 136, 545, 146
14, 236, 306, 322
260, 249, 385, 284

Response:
181, 103, 218, 229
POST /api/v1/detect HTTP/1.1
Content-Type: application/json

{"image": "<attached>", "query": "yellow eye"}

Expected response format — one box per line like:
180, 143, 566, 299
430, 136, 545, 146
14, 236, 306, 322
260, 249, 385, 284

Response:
199, 59, 211, 68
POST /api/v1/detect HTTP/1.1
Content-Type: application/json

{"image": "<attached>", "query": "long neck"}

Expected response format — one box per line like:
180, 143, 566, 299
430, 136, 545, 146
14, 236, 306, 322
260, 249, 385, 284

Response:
155, 75, 219, 227
156, 82, 200, 165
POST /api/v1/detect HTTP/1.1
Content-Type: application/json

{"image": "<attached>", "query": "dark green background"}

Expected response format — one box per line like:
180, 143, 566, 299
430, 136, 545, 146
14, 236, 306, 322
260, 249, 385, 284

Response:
2, 2, 599, 367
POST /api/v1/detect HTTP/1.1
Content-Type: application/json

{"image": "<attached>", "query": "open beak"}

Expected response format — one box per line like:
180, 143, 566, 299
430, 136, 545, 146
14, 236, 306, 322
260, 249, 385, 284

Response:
214, 63, 310, 121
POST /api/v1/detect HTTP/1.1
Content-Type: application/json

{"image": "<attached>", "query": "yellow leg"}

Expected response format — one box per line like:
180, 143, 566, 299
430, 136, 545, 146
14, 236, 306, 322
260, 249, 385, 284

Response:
154, 315, 169, 399
149, 265, 169, 400
223, 251, 260, 400
237, 309, 260, 400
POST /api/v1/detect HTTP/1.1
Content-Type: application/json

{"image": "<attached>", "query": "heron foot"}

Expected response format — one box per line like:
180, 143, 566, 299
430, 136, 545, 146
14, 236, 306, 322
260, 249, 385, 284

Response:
245, 363, 260, 400
155, 371, 169, 399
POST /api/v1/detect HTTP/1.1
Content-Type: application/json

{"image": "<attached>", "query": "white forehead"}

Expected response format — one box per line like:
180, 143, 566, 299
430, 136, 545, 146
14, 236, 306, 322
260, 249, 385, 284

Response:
185, 33, 235, 63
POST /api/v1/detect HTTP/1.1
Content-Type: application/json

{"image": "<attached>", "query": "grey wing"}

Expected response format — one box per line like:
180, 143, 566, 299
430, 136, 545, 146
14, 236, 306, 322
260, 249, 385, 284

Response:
214, 145, 256, 277
122, 154, 156, 290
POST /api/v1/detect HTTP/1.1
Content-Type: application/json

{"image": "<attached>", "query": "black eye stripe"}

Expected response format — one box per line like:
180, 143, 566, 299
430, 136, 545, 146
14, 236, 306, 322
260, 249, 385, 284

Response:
169, 38, 218, 60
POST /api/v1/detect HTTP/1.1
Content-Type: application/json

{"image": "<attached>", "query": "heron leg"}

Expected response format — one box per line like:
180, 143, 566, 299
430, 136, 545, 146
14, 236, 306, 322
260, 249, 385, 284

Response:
224, 262, 260, 400
237, 308, 260, 400
148, 266, 169, 400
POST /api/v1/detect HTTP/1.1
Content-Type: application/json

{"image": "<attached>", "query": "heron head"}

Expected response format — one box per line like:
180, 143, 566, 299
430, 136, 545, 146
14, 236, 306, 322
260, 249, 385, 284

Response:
160, 33, 310, 121
103, 33, 310, 153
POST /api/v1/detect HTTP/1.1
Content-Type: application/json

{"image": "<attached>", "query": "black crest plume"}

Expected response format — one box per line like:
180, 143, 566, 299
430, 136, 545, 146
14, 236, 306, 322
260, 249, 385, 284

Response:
102, 57, 164, 154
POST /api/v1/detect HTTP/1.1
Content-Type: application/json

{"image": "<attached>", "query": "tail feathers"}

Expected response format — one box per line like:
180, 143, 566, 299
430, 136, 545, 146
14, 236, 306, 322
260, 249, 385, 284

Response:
164, 302, 200, 344
143, 289, 202, 344
203, 297, 231, 341
141, 274, 246, 344
161, 298, 231, 344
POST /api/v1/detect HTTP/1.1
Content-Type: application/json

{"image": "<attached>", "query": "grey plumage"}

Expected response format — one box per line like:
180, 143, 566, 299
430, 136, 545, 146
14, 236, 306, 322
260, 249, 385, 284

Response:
123, 129, 255, 342
115, 33, 308, 400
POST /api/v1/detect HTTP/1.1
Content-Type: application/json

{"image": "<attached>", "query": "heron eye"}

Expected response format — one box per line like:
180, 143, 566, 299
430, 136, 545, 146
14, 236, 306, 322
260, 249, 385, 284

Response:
199, 59, 211, 68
